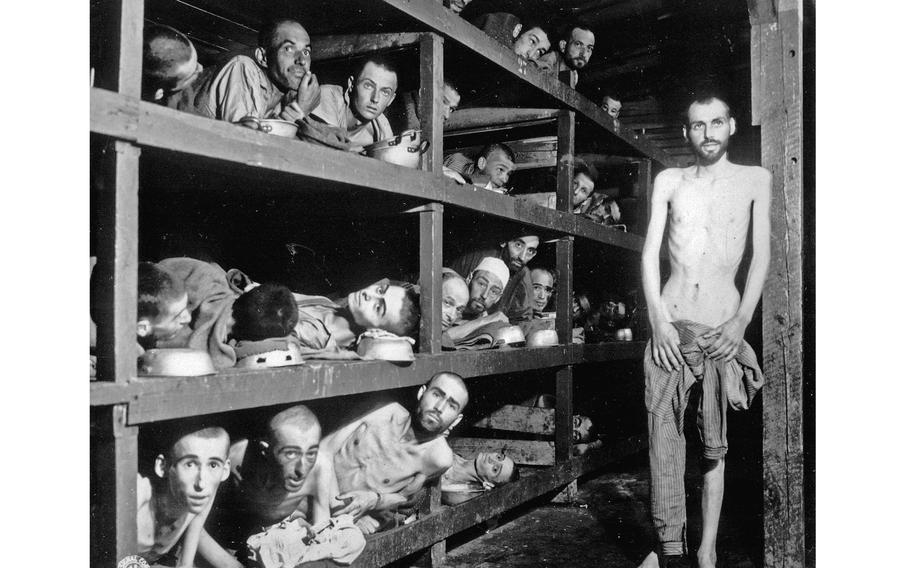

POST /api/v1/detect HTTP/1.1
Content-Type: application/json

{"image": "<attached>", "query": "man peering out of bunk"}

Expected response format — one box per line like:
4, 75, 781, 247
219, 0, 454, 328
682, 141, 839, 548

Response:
229, 283, 301, 366
441, 450, 518, 492
304, 372, 470, 534
130, 262, 193, 354
385, 77, 461, 133
449, 233, 539, 322
602, 92, 623, 121
443, 142, 516, 193
137, 422, 235, 567
294, 279, 421, 353
309, 55, 398, 152
571, 157, 599, 213
142, 24, 204, 108
471, 12, 552, 64
191, 18, 322, 123
638, 93, 770, 568
443, 257, 510, 343
536, 22, 596, 87
530, 267, 556, 316
441, 268, 470, 332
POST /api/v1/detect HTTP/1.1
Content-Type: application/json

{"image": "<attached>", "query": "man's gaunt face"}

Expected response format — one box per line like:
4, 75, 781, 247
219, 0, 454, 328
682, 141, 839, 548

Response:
478, 149, 515, 188
350, 62, 398, 122
442, 85, 461, 122
572, 172, 595, 206
270, 423, 320, 493
686, 98, 735, 166
416, 375, 468, 435
441, 277, 469, 330
166, 433, 229, 515
513, 27, 550, 61
561, 28, 595, 70
149, 293, 191, 343
265, 21, 312, 91
467, 270, 504, 315
348, 279, 406, 332
504, 236, 540, 272
530, 269, 555, 311
475, 452, 515, 485
602, 97, 622, 119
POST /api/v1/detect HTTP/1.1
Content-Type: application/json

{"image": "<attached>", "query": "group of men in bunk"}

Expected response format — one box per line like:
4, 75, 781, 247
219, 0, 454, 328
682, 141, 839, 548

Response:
114, 3, 772, 568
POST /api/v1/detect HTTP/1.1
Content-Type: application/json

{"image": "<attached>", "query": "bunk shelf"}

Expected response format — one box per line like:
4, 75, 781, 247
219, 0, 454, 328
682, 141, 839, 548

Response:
90, 342, 646, 423
90, 87, 645, 252
374, 0, 682, 168
348, 434, 647, 568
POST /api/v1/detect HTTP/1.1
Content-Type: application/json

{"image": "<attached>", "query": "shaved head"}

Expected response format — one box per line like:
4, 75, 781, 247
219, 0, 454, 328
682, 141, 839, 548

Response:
427, 372, 469, 408
269, 405, 320, 437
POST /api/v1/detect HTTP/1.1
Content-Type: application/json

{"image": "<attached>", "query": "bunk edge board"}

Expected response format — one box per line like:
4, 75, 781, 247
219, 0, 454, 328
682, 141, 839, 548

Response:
91, 89, 645, 252
375, 0, 682, 168
89, 342, 647, 421
348, 434, 648, 567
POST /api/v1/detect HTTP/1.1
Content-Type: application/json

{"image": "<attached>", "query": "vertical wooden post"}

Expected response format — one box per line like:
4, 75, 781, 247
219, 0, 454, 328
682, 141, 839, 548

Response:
418, 33, 444, 174
416, 481, 446, 567
95, 0, 144, 97
554, 366, 574, 463
750, 0, 805, 566
555, 110, 576, 213
91, 404, 138, 566
96, 140, 140, 383
418, 203, 444, 353
555, 237, 574, 345
635, 158, 653, 236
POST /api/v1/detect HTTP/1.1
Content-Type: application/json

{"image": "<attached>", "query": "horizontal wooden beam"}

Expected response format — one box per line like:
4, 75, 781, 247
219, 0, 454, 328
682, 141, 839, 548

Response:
473, 405, 556, 435
91, 89, 647, 253
450, 437, 556, 466
310, 32, 425, 62
444, 108, 559, 133
348, 435, 647, 567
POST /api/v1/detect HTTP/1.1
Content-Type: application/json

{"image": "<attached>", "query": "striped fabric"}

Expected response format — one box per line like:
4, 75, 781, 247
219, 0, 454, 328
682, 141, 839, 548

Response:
643, 320, 764, 554
443, 152, 477, 177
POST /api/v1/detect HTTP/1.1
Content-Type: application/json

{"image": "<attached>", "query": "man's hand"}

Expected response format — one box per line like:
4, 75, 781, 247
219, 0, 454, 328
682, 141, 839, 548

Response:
295, 71, 321, 115
285, 510, 316, 539
333, 491, 381, 518
702, 315, 748, 362
355, 515, 381, 535
650, 320, 683, 371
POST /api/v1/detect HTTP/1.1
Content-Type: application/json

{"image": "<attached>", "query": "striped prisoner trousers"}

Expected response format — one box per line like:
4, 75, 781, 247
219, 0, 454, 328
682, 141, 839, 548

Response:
643, 320, 764, 556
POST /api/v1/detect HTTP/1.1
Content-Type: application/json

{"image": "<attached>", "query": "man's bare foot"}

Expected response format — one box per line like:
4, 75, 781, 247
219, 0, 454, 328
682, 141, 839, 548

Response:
637, 551, 660, 568
696, 548, 717, 568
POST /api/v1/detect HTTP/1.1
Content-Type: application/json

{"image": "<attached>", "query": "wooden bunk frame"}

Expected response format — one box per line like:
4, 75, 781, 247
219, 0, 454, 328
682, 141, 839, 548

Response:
90, 1, 806, 566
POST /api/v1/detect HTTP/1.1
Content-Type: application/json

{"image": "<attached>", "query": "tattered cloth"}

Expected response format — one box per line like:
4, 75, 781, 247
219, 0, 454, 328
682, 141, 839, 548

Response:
246, 515, 366, 568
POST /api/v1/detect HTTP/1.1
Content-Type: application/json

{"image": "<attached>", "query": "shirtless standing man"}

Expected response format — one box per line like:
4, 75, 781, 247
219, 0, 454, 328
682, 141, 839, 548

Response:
639, 95, 770, 568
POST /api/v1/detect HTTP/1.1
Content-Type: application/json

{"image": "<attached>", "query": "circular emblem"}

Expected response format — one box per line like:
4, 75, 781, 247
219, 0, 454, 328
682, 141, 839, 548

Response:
117, 555, 150, 568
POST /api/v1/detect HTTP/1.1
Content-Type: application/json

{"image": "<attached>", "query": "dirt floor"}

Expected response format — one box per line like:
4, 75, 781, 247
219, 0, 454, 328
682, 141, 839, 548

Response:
432, 450, 763, 568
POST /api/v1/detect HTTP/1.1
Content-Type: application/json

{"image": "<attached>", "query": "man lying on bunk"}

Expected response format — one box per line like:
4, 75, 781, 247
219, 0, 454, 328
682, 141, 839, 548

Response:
137, 421, 235, 567
441, 450, 518, 492
536, 22, 596, 87
471, 12, 552, 64
294, 278, 421, 353
302, 372, 470, 534
602, 91, 623, 124
141, 24, 204, 108
450, 232, 540, 322
308, 55, 398, 152
530, 267, 556, 317
190, 18, 322, 123
441, 268, 470, 332
571, 157, 599, 214
443, 143, 516, 194
443, 257, 510, 343
638, 93, 770, 568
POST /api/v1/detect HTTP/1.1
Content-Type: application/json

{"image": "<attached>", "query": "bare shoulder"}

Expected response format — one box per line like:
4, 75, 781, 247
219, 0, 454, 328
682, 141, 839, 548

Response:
737, 165, 772, 198
653, 167, 690, 198
425, 439, 455, 471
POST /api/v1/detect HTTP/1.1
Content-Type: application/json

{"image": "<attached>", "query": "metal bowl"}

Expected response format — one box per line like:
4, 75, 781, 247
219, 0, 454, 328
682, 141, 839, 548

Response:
138, 348, 216, 377
492, 325, 526, 347
527, 329, 559, 347
237, 116, 300, 138
362, 129, 429, 169
356, 336, 415, 361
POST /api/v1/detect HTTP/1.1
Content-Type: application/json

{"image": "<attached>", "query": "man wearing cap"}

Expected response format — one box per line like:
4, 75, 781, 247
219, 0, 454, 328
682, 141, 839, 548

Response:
449, 234, 540, 323
443, 257, 511, 343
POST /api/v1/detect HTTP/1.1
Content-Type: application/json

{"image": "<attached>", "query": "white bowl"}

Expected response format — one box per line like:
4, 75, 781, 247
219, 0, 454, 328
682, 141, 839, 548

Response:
493, 325, 526, 346
527, 329, 559, 347
138, 348, 216, 377
357, 336, 415, 361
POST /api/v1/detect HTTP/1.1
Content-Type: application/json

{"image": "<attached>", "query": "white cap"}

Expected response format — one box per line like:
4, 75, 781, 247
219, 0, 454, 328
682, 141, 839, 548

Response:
471, 257, 510, 289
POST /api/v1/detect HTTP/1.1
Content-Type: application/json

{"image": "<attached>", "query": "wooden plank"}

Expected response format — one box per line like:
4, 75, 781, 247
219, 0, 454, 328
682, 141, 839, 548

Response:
418, 204, 443, 354
754, 1, 805, 566
94, 0, 144, 96
375, 0, 682, 167
473, 404, 556, 435
448, 438, 556, 466
555, 238, 575, 344
555, 367, 574, 462
90, 405, 138, 566
310, 32, 424, 61
95, 140, 140, 384
418, 33, 444, 173
556, 110, 575, 213
350, 435, 648, 567
444, 108, 559, 132
90, 89, 649, 253
635, 159, 653, 236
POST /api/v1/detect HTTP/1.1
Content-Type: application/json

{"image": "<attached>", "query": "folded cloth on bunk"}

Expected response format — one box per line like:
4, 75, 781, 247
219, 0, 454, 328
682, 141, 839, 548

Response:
246, 515, 366, 568
156, 257, 250, 369
297, 116, 353, 151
